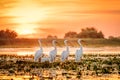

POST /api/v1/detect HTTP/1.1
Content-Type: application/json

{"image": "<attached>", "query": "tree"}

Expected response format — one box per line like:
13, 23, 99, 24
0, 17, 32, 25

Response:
64, 27, 104, 38
77, 27, 104, 38
0, 29, 18, 45
97, 31, 104, 38
0, 29, 18, 39
64, 31, 77, 38
47, 35, 57, 39
108, 36, 114, 39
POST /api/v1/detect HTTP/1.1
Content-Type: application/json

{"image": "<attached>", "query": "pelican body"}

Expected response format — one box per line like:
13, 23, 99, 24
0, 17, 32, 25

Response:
75, 39, 83, 62
49, 40, 57, 62
61, 40, 69, 62
34, 39, 43, 62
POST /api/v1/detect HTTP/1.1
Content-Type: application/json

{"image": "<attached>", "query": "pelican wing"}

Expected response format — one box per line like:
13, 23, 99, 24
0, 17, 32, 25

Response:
79, 47, 83, 58
49, 49, 57, 62
75, 48, 83, 62
34, 49, 43, 61
61, 51, 66, 62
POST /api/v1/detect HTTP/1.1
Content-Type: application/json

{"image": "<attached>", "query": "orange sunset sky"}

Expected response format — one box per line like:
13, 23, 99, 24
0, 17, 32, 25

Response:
0, 0, 120, 38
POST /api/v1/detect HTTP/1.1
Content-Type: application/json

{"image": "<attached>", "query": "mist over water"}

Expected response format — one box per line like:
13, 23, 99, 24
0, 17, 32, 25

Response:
0, 47, 120, 56
0, 47, 120, 79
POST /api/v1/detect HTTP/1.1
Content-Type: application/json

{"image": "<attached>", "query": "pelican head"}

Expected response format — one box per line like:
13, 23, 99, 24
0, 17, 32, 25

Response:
38, 39, 41, 42
64, 40, 68, 46
78, 39, 82, 46
38, 39, 42, 47
78, 39, 81, 43
52, 40, 56, 44
52, 40, 57, 47
64, 39, 68, 43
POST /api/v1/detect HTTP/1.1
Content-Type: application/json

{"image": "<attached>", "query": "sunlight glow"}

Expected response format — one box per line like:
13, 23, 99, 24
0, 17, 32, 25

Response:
7, 0, 47, 36
1, 0, 119, 38
14, 24, 37, 35
8, 0, 47, 23
11, 7, 47, 23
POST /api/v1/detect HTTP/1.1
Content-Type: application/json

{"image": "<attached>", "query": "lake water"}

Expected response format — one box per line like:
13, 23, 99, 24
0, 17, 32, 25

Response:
0, 47, 120, 56
0, 47, 120, 80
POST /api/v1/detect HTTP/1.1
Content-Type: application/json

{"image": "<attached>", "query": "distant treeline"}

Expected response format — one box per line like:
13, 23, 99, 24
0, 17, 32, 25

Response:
0, 29, 17, 39
0, 27, 120, 47
64, 27, 104, 38
46, 27, 104, 39
0, 29, 17, 45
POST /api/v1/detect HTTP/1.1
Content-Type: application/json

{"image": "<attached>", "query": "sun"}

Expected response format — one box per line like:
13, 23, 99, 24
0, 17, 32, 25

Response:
14, 24, 37, 35
7, 0, 47, 37
7, 0, 47, 23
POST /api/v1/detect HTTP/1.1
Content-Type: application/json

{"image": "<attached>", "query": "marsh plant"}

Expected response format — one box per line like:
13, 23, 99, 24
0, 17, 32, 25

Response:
0, 53, 120, 79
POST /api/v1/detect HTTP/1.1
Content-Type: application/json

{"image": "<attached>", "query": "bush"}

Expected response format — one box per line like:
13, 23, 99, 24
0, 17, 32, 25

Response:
64, 31, 77, 38
64, 27, 104, 38
0, 29, 17, 39
0, 29, 18, 45
47, 35, 57, 39
77, 27, 104, 38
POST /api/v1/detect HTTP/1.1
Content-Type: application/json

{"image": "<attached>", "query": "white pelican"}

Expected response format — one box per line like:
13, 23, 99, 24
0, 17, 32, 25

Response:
61, 40, 69, 62
49, 40, 57, 62
75, 39, 83, 62
34, 39, 43, 62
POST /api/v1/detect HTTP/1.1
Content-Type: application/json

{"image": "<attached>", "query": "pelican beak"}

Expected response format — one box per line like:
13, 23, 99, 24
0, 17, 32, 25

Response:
81, 40, 84, 42
55, 41, 58, 43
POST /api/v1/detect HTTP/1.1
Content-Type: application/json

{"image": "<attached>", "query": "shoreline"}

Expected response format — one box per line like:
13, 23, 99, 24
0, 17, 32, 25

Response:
0, 47, 120, 56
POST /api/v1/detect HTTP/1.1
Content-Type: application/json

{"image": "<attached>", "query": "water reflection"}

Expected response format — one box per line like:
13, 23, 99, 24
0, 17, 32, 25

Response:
0, 47, 120, 56
0, 47, 120, 80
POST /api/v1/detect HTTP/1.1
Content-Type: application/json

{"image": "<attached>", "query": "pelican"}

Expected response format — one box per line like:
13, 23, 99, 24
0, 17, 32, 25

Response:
61, 40, 69, 62
34, 39, 43, 62
49, 40, 57, 62
75, 39, 83, 62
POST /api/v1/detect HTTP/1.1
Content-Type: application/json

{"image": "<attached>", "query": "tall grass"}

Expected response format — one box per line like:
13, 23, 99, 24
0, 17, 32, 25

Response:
0, 38, 120, 48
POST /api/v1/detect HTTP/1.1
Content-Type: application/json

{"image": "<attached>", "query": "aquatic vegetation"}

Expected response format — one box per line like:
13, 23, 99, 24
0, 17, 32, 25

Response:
0, 53, 120, 79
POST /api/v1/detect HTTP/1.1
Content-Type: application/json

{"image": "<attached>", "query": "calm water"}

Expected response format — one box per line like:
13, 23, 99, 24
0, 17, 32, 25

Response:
0, 47, 120, 56
0, 47, 120, 80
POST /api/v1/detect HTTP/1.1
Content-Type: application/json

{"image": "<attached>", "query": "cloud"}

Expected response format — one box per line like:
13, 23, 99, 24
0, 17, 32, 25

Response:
0, 16, 21, 30
34, 27, 68, 38
35, 0, 120, 16
0, 0, 18, 16
35, 27, 64, 34
62, 10, 120, 15
0, 16, 18, 24
0, 0, 18, 9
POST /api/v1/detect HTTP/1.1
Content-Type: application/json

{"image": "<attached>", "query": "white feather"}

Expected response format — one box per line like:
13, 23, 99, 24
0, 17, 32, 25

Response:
61, 40, 69, 62
49, 40, 57, 62
75, 39, 83, 62
34, 39, 43, 62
